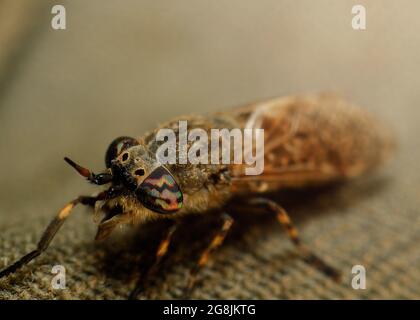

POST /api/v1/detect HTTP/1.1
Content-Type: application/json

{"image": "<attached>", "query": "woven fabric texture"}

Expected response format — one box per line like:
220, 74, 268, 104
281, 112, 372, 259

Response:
0, 1, 418, 299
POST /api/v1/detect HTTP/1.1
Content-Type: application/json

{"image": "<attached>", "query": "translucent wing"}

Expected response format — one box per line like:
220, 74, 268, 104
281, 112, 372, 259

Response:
225, 93, 394, 193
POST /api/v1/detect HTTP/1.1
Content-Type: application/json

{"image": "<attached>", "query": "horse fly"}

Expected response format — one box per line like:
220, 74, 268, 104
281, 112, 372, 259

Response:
0, 93, 394, 298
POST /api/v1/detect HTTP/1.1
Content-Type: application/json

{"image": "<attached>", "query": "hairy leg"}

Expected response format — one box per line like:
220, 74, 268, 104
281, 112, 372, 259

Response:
184, 212, 234, 296
0, 193, 106, 278
129, 222, 178, 299
248, 197, 341, 281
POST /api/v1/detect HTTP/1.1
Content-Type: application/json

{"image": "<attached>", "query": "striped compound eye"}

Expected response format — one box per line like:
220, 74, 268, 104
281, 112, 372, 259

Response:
136, 166, 183, 214
105, 136, 139, 168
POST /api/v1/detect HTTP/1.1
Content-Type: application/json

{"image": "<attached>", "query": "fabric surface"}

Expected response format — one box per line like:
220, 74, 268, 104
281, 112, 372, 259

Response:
0, 0, 419, 299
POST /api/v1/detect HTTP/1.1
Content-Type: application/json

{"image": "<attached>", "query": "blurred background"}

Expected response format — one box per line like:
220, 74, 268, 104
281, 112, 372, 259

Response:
0, 0, 419, 299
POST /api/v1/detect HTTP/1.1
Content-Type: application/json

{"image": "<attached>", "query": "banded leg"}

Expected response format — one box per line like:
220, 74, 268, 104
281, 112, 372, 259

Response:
129, 222, 178, 299
248, 197, 341, 281
185, 213, 234, 296
0, 193, 106, 278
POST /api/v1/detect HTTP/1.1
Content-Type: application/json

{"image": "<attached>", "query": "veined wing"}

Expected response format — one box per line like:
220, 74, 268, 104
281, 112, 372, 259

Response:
226, 93, 394, 193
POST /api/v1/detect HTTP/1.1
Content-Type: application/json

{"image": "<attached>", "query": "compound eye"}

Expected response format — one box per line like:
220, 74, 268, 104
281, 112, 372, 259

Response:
105, 136, 139, 168
136, 166, 183, 214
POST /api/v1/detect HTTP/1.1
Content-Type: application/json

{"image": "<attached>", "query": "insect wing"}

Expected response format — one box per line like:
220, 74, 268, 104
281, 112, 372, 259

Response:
228, 94, 393, 192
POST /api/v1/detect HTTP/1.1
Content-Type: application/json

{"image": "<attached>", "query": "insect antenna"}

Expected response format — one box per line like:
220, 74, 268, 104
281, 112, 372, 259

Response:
64, 157, 112, 185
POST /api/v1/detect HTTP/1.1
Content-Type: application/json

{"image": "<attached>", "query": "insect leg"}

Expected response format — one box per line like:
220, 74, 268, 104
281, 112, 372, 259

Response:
248, 197, 341, 282
184, 212, 234, 296
78, 194, 105, 207
0, 193, 106, 278
129, 222, 178, 299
